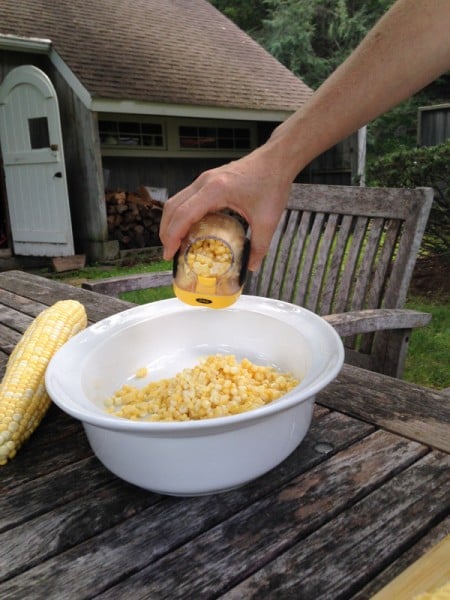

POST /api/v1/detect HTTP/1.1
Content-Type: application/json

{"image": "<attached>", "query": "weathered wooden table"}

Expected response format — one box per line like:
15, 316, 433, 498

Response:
0, 270, 449, 600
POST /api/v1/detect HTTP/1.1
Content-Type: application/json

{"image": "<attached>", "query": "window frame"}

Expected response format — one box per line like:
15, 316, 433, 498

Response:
98, 114, 257, 158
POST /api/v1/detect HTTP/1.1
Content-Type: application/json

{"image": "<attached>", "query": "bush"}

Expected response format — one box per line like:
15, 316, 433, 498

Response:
366, 141, 450, 254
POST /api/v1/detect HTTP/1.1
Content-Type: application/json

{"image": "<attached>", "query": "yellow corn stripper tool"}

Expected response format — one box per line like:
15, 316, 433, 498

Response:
173, 212, 250, 309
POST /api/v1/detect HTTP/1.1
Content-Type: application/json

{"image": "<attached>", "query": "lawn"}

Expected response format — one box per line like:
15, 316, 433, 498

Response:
403, 296, 449, 389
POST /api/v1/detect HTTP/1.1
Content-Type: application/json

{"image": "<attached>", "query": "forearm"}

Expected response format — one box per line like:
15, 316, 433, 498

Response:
265, 0, 450, 182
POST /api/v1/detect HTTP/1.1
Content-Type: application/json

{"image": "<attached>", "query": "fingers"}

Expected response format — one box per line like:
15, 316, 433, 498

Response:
160, 166, 248, 260
246, 218, 279, 272
160, 191, 208, 260
159, 155, 291, 269
159, 187, 195, 260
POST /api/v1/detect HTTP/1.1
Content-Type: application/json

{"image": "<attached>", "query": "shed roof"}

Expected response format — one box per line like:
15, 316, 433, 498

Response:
0, 0, 313, 115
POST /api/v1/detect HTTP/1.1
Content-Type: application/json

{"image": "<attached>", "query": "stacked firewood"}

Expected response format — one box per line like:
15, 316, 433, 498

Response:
105, 186, 164, 249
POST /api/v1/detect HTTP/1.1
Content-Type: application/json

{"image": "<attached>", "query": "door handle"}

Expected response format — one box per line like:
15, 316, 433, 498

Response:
54, 172, 62, 178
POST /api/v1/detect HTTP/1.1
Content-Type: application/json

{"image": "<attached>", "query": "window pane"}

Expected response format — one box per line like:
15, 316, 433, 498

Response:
180, 136, 199, 148
29, 117, 50, 149
99, 121, 117, 133
179, 124, 252, 150
217, 137, 234, 149
119, 122, 140, 134
180, 126, 197, 137
118, 135, 140, 145
99, 119, 165, 148
235, 138, 251, 149
218, 128, 233, 138
198, 127, 215, 137
142, 123, 162, 134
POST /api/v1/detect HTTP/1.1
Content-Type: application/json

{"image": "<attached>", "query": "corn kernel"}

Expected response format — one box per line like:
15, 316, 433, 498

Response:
105, 354, 299, 422
186, 238, 233, 277
135, 367, 147, 379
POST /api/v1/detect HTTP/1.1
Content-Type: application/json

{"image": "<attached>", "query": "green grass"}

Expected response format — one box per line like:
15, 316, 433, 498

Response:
120, 285, 175, 304
44, 259, 173, 281
403, 295, 450, 389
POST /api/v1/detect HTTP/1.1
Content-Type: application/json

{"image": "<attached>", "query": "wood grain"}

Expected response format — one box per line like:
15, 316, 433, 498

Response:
371, 534, 450, 600
223, 452, 449, 600
93, 432, 431, 599
0, 411, 373, 596
318, 364, 450, 453
82, 270, 172, 297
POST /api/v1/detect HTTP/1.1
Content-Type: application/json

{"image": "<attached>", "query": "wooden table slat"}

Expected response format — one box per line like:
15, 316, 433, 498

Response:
0, 411, 373, 584
0, 304, 34, 332
92, 432, 431, 599
0, 269, 133, 322
0, 408, 90, 493
0, 322, 22, 354
222, 451, 449, 600
319, 365, 450, 453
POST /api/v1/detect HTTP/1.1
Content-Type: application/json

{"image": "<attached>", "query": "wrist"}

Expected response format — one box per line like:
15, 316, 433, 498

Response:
263, 114, 314, 183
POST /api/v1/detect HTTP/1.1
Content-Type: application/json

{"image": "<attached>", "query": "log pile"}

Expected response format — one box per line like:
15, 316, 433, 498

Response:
105, 186, 164, 249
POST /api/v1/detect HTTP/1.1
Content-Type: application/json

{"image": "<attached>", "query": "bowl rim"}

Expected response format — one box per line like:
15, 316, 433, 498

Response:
45, 295, 344, 432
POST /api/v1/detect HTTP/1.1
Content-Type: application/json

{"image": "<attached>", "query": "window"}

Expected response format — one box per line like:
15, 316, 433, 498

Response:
179, 125, 251, 150
29, 117, 50, 149
98, 115, 256, 156
99, 120, 164, 148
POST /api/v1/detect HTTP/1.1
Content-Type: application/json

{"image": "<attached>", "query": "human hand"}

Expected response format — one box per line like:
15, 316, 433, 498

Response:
159, 146, 294, 271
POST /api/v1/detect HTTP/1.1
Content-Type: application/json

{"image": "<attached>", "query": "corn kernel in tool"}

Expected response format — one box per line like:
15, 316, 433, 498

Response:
173, 212, 250, 309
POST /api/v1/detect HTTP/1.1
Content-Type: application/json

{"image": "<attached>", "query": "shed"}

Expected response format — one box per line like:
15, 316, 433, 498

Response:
417, 103, 450, 147
0, 0, 361, 263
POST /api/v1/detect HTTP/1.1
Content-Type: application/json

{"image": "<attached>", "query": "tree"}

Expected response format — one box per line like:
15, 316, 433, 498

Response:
211, 0, 393, 89
210, 1, 449, 159
209, 0, 268, 36
261, 0, 393, 89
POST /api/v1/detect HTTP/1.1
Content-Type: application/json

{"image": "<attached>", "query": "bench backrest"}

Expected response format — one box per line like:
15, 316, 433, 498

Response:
245, 183, 433, 372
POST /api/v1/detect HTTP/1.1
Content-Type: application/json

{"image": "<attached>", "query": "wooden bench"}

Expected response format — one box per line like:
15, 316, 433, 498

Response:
82, 270, 173, 297
83, 183, 433, 378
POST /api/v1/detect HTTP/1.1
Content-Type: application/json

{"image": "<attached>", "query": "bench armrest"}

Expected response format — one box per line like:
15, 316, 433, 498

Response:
81, 271, 172, 297
323, 308, 431, 337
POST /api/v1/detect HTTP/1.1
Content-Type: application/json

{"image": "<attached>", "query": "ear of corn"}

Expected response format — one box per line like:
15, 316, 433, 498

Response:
0, 300, 87, 465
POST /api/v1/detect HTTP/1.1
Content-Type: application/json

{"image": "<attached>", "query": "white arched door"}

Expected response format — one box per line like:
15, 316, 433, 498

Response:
0, 65, 74, 256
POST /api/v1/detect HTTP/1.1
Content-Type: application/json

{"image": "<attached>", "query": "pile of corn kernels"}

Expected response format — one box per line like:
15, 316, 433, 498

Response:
104, 354, 299, 421
186, 238, 233, 277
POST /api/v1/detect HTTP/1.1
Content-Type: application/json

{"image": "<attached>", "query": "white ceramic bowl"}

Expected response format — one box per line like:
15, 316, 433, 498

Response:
46, 296, 344, 496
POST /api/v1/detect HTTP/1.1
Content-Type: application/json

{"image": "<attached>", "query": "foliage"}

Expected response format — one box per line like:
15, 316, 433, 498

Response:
366, 95, 427, 159
367, 79, 450, 161
367, 141, 450, 254
209, 0, 268, 36
212, 0, 393, 89
210, 0, 449, 160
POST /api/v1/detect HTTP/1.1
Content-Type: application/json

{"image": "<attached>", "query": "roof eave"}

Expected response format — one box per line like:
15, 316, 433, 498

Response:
91, 98, 294, 122
0, 35, 295, 121
0, 34, 52, 53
